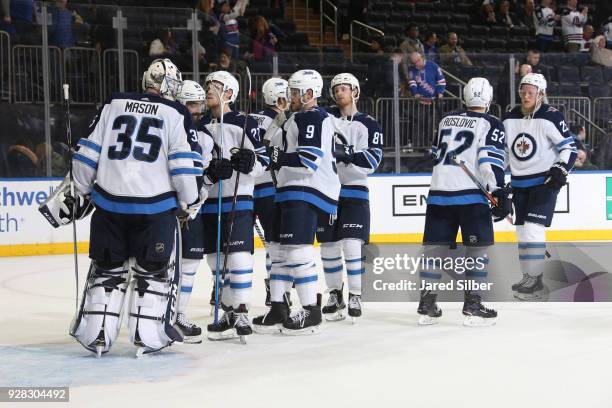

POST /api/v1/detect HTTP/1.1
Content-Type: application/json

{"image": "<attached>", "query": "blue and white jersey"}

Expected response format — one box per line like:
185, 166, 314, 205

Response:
73, 92, 203, 214
326, 106, 383, 201
503, 104, 577, 188
275, 105, 340, 215
250, 107, 280, 199
201, 110, 268, 213
429, 110, 507, 206
534, 6, 556, 38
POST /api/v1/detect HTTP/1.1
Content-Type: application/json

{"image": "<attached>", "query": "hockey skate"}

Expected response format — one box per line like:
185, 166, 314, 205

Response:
348, 293, 362, 323
417, 290, 442, 325
233, 304, 252, 344
513, 274, 545, 301
176, 313, 202, 344
264, 278, 271, 306
281, 294, 322, 336
463, 291, 497, 327
511, 273, 530, 292
322, 287, 346, 321
253, 293, 290, 334
207, 307, 237, 341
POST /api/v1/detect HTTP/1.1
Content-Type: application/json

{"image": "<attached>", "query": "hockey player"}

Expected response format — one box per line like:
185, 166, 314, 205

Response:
318, 73, 383, 322
175, 79, 224, 343
201, 70, 268, 341
62, 58, 203, 356
502, 73, 576, 300
417, 77, 511, 327
250, 77, 289, 307
253, 69, 340, 335
533, 0, 559, 52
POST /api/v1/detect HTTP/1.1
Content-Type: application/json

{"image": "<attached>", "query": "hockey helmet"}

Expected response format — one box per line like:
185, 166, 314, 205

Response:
262, 77, 289, 107
519, 73, 547, 94
176, 80, 206, 105
205, 71, 239, 103
463, 77, 493, 110
141, 58, 182, 100
288, 69, 323, 100
329, 72, 360, 102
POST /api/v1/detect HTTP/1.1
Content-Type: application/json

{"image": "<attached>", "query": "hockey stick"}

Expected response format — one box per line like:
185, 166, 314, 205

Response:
63, 84, 80, 312
254, 216, 266, 248
212, 85, 228, 324
218, 67, 252, 311
450, 154, 513, 224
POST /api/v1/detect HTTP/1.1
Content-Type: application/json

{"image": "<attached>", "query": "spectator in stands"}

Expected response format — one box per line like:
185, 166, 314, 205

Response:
603, 16, 612, 48
248, 15, 277, 61
521, 49, 548, 79
497, 63, 532, 110
35, 143, 67, 177
400, 23, 424, 55
574, 149, 598, 170
149, 29, 178, 57
590, 35, 612, 67
197, 0, 221, 61
217, 0, 243, 59
405, 52, 446, 100
560, 0, 588, 52
7, 139, 37, 177
496, 0, 519, 28
439, 32, 473, 66
2, 0, 34, 43
340, 0, 368, 41
533, 0, 560, 52
509, 0, 534, 26
580, 24, 594, 52
48, 0, 84, 49
369, 35, 385, 55
570, 123, 587, 151
481, 4, 498, 25
423, 32, 438, 64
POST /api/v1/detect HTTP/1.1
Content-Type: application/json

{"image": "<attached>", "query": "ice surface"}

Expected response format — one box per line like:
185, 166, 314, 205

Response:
1, 250, 612, 408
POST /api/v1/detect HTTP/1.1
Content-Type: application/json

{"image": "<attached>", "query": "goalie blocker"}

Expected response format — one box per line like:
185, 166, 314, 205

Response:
38, 174, 94, 228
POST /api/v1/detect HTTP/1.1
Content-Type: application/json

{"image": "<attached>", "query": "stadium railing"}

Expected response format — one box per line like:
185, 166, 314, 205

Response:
0, 30, 10, 102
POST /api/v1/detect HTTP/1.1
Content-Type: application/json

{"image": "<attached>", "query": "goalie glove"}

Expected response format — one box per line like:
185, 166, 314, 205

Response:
230, 148, 256, 174
491, 187, 513, 223
204, 158, 233, 184
333, 143, 355, 165
38, 175, 94, 228
544, 162, 568, 190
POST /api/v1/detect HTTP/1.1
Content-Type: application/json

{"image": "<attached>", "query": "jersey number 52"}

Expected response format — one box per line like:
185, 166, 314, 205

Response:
434, 129, 474, 166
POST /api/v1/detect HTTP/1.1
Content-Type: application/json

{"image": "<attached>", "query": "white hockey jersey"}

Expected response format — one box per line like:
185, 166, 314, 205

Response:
534, 6, 556, 37
73, 92, 203, 214
250, 107, 281, 199
325, 107, 383, 201
429, 110, 507, 206
560, 6, 587, 44
502, 104, 577, 188
275, 106, 340, 215
200, 110, 267, 213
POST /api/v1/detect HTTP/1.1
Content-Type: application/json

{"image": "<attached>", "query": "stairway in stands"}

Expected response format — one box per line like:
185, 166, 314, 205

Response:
286, 0, 350, 53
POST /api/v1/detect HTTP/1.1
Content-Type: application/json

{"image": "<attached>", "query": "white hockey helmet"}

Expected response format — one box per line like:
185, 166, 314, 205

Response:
288, 69, 323, 100
463, 77, 493, 110
262, 77, 289, 107
205, 70, 239, 103
519, 72, 547, 93
329, 72, 360, 102
176, 80, 206, 105
141, 58, 182, 100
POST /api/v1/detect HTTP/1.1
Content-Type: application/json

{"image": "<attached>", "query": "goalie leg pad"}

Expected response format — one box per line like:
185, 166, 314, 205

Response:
70, 260, 129, 355
128, 223, 183, 353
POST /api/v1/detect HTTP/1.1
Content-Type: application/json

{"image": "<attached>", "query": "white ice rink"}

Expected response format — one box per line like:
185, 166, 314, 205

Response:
2, 249, 612, 408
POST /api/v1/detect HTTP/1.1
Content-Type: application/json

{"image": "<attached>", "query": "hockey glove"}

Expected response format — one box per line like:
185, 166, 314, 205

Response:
267, 146, 284, 170
230, 148, 256, 174
544, 162, 568, 190
205, 158, 233, 183
491, 187, 513, 223
333, 143, 355, 165
59, 191, 93, 223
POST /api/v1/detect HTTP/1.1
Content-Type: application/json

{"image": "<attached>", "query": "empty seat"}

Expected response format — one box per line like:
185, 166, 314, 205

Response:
587, 84, 610, 98
507, 38, 527, 51
415, 2, 435, 12
463, 38, 485, 51
510, 25, 530, 38
426, 23, 448, 36
485, 38, 507, 51
581, 66, 604, 83
429, 13, 450, 24
489, 25, 509, 37
410, 13, 429, 24
555, 66, 580, 83
470, 25, 490, 36
447, 24, 469, 35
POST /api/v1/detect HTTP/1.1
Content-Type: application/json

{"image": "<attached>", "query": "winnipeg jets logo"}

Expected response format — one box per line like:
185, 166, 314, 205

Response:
512, 133, 536, 161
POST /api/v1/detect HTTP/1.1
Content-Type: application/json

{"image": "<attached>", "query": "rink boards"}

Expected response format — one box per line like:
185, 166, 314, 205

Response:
1, 171, 611, 256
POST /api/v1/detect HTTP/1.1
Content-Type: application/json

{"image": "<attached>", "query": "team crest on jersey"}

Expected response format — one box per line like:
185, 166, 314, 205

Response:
511, 133, 537, 161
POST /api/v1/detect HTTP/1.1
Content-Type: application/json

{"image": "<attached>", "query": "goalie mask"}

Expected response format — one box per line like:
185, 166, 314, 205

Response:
39, 175, 94, 228
142, 58, 183, 101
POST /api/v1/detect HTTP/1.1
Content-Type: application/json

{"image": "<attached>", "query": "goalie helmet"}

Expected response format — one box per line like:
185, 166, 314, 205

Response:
329, 73, 360, 102
141, 58, 182, 100
205, 71, 239, 103
176, 80, 206, 104
463, 77, 493, 110
262, 77, 289, 107
288, 69, 323, 99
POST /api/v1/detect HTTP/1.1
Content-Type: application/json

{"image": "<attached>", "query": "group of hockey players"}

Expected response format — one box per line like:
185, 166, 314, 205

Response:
39, 54, 575, 356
